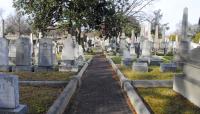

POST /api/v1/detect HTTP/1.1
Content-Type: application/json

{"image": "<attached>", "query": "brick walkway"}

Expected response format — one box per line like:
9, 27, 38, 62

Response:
66, 55, 133, 114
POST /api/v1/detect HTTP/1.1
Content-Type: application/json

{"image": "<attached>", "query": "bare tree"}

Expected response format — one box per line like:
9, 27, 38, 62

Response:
5, 12, 31, 35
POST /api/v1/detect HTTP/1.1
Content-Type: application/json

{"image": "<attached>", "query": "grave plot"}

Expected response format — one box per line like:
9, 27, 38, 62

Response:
137, 88, 200, 114
20, 86, 64, 114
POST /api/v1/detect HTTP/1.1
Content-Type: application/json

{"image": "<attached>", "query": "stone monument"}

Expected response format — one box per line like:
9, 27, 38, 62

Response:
15, 37, 32, 71
173, 7, 200, 108
59, 34, 78, 72
0, 19, 9, 71
0, 74, 27, 114
37, 38, 53, 71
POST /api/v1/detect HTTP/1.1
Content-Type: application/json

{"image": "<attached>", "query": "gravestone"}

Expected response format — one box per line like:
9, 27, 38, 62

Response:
160, 63, 177, 72
77, 45, 85, 66
132, 63, 148, 72
0, 19, 9, 71
59, 35, 78, 72
37, 38, 53, 71
137, 40, 151, 64
15, 37, 32, 71
122, 50, 133, 67
149, 56, 163, 66
173, 47, 200, 107
0, 74, 27, 114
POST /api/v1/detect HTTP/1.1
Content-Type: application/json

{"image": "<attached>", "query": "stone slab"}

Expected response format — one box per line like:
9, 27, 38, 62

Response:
160, 63, 177, 72
0, 74, 19, 108
173, 75, 200, 108
184, 63, 200, 82
34, 66, 54, 72
121, 58, 133, 67
13, 66, 32, 72
0, 104, 27, 114
137, 57, 150, 64
150, 57, 163, 66
132, 62, 148, 72
132, 80, 173, 88
59, 66, 78, 72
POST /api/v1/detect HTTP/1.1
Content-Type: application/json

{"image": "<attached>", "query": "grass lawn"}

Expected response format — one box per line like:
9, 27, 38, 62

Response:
120, 66, 175, 80
138, 88, 200, 114
163, 56, 174, 61
2, 72, 75, 81
20, 86, 64, 114
111, 56, 122, 64
85, 54, 93, 61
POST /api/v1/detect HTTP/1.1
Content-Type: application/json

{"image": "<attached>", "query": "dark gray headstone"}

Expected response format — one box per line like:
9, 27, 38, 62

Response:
38, 38, 53, 67
15, 37, 31, 66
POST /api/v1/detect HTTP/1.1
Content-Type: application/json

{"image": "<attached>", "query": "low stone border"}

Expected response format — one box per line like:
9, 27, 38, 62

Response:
131, 80, 173, 88
107, 56, 152, 114
19, 81, 68, 87
46, 58, 93, 114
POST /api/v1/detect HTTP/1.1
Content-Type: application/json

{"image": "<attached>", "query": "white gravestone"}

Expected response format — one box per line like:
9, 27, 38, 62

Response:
0, 74, 19, 108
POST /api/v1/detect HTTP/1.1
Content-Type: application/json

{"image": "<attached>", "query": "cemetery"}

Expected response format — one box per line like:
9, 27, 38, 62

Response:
0, 0, 200, 114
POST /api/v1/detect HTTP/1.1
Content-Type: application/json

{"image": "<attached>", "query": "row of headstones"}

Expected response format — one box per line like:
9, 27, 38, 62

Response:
0, 35, 85, 72
120, 37, 177, 72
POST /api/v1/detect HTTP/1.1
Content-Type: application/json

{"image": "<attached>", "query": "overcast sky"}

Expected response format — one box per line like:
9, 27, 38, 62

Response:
0, 0, 200, 34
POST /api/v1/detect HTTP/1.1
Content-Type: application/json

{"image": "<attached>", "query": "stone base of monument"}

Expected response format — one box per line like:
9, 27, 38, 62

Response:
160, 63, 177, 72
35, 66, 54, 72
59, 66, 78, 72
132, 63, 148, 72
173, 75, 200, 108
149, 57, 163, 66
121, 58, 133, 67
0, 65, 10, 71
13, 66, 33, 72
0, 104, 28, 114
137, 57, 150, 64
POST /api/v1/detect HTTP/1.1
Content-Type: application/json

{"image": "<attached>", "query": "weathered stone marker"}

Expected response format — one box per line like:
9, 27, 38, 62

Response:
132, 63, 148, 72
37, 38, 53, 71
0, 74, 27, 114
15, 37, 32, 71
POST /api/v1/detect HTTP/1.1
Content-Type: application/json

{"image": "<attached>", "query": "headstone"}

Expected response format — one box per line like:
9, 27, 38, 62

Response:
141, 40, 151, 57
0, 74, 27, 114
77, 45, 85, 66
8, 40, 16, 65
37, 38, 53, 71
149, 56, 163, 66
132, 63, 148, 72
160, 63, 177, 72
59, 34, 78, 72
0, 19, 9, 71
122, 50, 133, 67
15, 37, 32, 71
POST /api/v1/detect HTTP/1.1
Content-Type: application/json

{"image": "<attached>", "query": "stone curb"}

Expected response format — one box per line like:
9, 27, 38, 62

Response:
131, 80, 173, 88
46, 58, 93, 114
106, 56, 152, 114
19, 81, 68, 87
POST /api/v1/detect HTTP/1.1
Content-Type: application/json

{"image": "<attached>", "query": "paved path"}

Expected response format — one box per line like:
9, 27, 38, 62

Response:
66, 55, 133, 114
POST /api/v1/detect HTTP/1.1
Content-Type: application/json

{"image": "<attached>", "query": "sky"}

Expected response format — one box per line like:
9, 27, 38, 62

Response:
0, 0, 200, 34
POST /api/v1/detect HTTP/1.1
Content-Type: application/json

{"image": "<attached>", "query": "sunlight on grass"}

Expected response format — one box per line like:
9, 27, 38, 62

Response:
120, 66, 175, 80
3, 72, 75, 81
138, 88, 200, 114
20, 86, 64, 114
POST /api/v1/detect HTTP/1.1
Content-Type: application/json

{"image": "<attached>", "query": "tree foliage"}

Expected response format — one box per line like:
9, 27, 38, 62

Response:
192, 32, 200, 43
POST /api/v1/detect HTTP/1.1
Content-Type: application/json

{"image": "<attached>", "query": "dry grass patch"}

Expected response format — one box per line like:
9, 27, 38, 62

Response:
120, 66, 175, 80
2, 72, 75, 81
20, 86, 64, 114
138, 88, 200, 114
